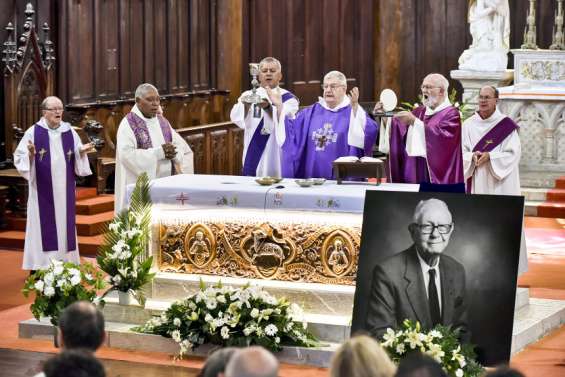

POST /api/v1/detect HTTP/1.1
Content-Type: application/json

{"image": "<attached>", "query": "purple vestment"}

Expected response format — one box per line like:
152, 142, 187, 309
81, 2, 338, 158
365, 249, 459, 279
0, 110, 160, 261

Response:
242, 91, 297, 176
34, 125, 76, 252
281, 103, 378, 179
389, 105, 463, 184
127, 112, 174, 174
466, 116, 519, 193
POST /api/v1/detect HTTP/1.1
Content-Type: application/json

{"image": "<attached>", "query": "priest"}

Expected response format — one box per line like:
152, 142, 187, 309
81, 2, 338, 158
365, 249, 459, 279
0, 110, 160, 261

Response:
462, 86, 520, 195
462, 85, 527, 274
230, 57, 299, 177
114, 83, 194, 213
378, 73, 463, 184
268, 70, 378, 179
14, 96, 94, 271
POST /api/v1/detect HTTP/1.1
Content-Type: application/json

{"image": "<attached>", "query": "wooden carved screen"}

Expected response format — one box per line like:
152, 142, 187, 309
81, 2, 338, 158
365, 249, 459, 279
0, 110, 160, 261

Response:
2, 3, 55, 160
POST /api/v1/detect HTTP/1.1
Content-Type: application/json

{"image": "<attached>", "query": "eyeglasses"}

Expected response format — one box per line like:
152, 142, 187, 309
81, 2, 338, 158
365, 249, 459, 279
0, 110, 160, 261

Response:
321, 84, 345, 91
420, 85, 441, 91
414, 223, 453, 234
44, 107, 64, 112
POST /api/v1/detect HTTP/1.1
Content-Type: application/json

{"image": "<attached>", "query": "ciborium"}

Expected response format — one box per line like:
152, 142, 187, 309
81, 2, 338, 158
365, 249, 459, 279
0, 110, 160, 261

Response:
240, 63, 263, 105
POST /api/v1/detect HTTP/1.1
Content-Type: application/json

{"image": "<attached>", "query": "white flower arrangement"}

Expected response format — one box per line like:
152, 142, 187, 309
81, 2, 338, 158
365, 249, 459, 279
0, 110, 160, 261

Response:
381, 320, 483, 377
23, 260, 105, 326
97, 173, 154, 305
135, 281, 319, 358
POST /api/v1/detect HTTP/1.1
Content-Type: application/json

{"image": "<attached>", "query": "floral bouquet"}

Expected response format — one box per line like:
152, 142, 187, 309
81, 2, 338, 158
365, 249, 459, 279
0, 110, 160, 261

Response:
22, 260, 106, 326
135, 281, 320, 357
381, 320, 484, 377
97, 173, 154, 305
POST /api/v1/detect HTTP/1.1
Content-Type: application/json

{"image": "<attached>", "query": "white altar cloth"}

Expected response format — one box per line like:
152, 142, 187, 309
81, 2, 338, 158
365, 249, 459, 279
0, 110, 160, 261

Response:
127, 174, 419, 214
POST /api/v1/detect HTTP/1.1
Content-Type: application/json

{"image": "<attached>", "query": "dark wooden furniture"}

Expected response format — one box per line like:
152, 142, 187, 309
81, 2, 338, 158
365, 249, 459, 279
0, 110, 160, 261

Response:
332, 160, 385, 185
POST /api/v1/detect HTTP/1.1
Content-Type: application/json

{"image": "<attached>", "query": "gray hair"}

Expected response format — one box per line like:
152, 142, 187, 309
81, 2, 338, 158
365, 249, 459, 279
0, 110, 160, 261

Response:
412, 198, 452, 224
41, 96, 63, 110
225, 346, 279, 377
259, 57, 281, 71
323, 70, 347, 87
135, 83, 159, 100
424, 73, 449, 92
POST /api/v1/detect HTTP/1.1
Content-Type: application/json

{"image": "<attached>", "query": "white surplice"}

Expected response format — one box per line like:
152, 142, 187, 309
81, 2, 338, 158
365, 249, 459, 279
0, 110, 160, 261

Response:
462, 108, 527, 275
14, 119, 92, 270
230, 87, 299, 177
462, 108, 521, 195
114, 105, 194, 213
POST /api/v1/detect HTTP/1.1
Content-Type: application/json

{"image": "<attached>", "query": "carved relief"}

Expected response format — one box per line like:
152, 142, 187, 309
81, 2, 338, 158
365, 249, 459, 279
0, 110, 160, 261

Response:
520, 60, 565, 81
159, 219, 361, 285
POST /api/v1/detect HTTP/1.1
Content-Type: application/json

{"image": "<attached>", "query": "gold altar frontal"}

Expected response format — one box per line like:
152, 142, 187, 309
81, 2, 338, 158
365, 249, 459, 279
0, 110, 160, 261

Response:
155, 207, 362, 285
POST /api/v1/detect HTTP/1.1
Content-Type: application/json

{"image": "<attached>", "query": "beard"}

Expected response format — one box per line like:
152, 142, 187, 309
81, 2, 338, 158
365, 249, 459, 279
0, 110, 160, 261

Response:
422, 94, 441, 108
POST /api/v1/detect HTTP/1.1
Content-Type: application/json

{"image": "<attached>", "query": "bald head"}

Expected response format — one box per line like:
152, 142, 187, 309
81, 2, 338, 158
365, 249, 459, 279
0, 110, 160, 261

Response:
41, 96, 64, 128
225, 347, 279, 377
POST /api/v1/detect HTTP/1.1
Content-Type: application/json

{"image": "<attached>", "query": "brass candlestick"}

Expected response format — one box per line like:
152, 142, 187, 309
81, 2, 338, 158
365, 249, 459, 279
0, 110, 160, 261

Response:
522, 0, 538, 49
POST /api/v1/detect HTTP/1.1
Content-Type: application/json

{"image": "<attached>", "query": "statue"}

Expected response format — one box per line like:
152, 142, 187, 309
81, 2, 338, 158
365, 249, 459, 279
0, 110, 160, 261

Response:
188, 230, 211, 266
458, 0, 510, 72
327, 238, 349, 275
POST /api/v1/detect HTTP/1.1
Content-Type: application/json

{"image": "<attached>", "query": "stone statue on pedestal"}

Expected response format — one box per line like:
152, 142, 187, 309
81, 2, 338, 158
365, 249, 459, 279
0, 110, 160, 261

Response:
458, 0, 510, 72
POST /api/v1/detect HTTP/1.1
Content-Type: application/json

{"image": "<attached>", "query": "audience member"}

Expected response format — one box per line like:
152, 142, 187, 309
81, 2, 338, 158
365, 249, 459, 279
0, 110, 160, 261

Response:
330, 335, 396, 377
43, 349, 105, 377
58, 301, 106, 351
224, 346, 278, 377
198, 347, 238, 377
394, 352, 447, 377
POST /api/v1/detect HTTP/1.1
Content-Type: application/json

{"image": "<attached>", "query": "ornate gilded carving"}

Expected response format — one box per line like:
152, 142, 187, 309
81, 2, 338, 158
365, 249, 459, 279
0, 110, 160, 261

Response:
520, 60, 565, 81
158, 218, 361, 285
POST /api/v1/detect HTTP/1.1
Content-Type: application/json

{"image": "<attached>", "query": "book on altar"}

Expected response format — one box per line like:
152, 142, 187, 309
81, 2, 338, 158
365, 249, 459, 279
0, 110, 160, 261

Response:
333, 156, 383, 163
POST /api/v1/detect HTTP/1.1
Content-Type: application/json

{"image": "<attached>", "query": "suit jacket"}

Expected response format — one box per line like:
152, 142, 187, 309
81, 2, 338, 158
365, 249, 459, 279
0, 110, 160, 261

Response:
366, 245, 469, 342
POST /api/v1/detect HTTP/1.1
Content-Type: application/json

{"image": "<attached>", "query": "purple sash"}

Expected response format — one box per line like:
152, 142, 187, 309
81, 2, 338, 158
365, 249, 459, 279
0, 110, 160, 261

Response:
466, 116, 518, 193
241, 91, 297, 176
34, 125, 76, 252
127, 112, 175, 174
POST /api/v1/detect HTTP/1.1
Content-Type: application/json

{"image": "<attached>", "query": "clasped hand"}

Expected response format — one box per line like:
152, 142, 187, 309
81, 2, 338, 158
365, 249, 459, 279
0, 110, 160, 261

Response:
162, 143, 177, 160
473, 151, 490, 166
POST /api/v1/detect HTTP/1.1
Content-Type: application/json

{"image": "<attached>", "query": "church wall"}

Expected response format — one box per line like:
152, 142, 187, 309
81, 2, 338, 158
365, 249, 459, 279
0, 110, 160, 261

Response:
55, 0, 216, 105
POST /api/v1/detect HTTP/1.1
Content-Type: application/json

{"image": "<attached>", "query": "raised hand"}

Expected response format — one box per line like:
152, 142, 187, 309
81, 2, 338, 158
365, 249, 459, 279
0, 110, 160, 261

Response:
27, 140, 35, 158
162, 143, 177, 160
265, 87, 282, 110
79, 142, 95, 155
393, 111, 416, 125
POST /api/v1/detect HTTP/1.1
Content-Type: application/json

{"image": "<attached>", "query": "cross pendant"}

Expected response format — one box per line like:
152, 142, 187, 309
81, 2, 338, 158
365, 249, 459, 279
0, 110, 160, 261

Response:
67, 149, 73, 161
38, 148, 47, 162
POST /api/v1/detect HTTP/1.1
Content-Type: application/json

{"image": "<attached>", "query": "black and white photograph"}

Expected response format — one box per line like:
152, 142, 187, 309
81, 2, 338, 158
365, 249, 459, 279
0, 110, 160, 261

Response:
352, 190, 524, 365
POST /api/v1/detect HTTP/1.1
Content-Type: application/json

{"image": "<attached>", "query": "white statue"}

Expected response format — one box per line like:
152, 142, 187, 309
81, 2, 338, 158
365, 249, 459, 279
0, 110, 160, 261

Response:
458, 0, 510, 72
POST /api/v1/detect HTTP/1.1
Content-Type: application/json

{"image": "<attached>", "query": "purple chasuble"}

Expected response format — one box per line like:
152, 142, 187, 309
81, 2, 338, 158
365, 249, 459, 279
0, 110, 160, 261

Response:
126, 112, 174, 173
389, 105, 463, 184
466, 116, 519, 193
34, 125, 77, 252
281, 103, 378, 179
242, 91, 297, 176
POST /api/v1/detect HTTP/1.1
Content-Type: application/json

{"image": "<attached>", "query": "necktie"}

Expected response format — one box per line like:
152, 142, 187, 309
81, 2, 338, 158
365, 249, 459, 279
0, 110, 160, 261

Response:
428, 268, 441, 326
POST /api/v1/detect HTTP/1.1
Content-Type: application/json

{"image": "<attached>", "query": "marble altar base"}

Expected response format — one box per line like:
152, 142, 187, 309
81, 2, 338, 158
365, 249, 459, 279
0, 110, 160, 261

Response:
450, 69, 514, 108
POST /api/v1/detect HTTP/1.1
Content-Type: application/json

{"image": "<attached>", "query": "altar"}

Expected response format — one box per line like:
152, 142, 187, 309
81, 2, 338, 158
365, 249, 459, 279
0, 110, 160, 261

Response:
132, 175, 418, 317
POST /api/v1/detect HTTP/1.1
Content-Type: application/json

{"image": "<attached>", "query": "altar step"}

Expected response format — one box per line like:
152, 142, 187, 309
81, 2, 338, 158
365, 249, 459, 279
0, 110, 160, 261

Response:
0, 189, 113, 255
17, 287, 565, 367
521, 175, 565, 218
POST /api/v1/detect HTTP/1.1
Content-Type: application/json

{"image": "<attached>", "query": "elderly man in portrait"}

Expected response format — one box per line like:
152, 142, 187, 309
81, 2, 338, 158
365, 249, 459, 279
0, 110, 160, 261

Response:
114, 83, 194, 213
268, 70, 378, 179
463, 85, 527, 275
230, 57, 299, 177
377, 73, 463, 185
14, 96, 94, 272
366, 198, 469, 342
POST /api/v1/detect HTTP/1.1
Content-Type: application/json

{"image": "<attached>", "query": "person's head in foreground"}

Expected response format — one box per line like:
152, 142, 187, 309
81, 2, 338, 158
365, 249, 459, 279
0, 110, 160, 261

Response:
58, 301, 106, 351
394, 351, 447, 377
44, 349, 106, 377
483, 365, 525, 377
198, 347, 238, 377
224, 346, 279, 377
330, 335, 397, 377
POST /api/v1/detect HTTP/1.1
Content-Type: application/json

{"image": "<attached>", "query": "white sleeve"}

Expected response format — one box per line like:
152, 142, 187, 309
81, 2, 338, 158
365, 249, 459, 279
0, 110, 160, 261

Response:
171, 129, 194, 174
378, 117, 391, 154
462, 121, 476, 180
116, 119, 165, 178
229, 96, 249, 130
406, 118, 427, 157
347, 106, 367, 149
71, 128, 93, 177
274, 106, 287, 147
282, 97, 300, 118
488, 130, 521, 180
14, 128, 35, 181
